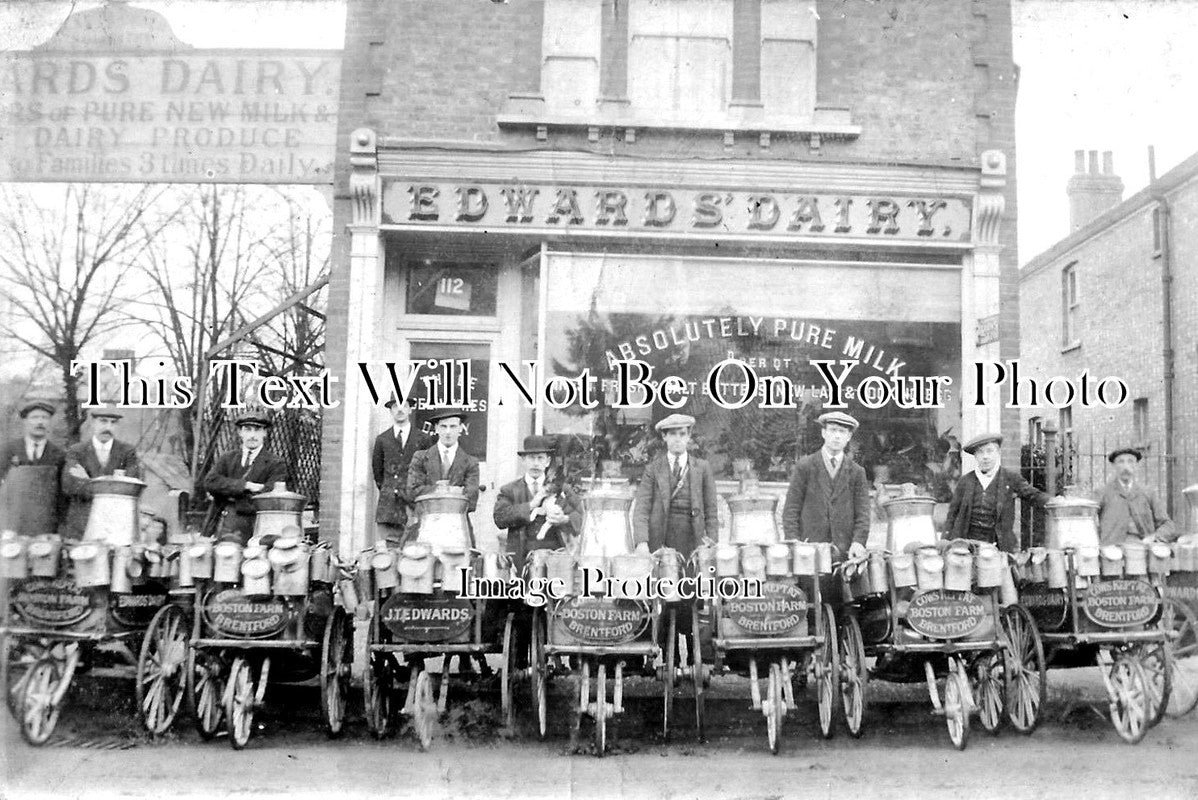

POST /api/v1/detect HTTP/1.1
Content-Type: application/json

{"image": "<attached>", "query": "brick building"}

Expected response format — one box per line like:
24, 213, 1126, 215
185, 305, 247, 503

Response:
321, 0, 1021, 555
1019, 148, 1198, 522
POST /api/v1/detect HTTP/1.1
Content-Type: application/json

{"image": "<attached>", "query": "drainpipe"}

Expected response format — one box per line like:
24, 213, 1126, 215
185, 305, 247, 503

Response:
1150, 146, 1177, 513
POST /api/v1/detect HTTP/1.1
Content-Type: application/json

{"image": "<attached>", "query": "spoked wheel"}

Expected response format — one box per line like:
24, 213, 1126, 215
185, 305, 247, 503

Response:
1139, 639, 1173, 729
815, 603, 840, 739
593, 661, 608, 757
838, 613, 867, 738
226, 656, 256, 750
944, 660, 972, 751
1105, 651, 1150, 745
3, 638, 47, 719
1001, 604, 1047, 734
531, 611, 548, 740
187, 648, 226, 740
137, 604, 189, 736
692, 604, 706, 743
661, 607, 676, 741
765, 660, 785, 755
363, 650, 394, 739
411, 669, 438, 750
974, 651, 1005, 735
500, 613, 516, 729
1162, 598, 1198, 717
18, 659, 65, 746
320, 607, 352, 737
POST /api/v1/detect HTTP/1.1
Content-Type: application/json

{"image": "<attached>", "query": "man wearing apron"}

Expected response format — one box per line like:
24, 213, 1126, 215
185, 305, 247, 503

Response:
944, 433, 1050, 552
61, 409, 142, 540
0, 401, 65, 536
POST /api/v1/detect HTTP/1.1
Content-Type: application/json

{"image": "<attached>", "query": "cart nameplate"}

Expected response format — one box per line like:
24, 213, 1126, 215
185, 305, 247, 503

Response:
1164, 572, 1198, 619
905, 590, 987, 639
109, 581, 169, 628
724, 582, 808, 637
556, 597, 650, 645
202, 588, 290, 639
1083, 579, 1159, 628
1020, 585, 1069, 630
12, 578, 92, 627
380, 594, 474, 642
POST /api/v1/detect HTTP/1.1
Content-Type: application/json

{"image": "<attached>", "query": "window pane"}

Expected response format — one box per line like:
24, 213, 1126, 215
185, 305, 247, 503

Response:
405, 263, 498, 316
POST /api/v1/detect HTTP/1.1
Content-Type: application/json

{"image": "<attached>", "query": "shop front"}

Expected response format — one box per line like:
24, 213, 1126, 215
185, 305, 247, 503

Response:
328, 133, 1009, 555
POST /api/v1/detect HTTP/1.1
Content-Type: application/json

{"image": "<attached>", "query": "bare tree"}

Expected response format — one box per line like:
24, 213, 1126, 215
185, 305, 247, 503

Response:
0, 183, 176, 439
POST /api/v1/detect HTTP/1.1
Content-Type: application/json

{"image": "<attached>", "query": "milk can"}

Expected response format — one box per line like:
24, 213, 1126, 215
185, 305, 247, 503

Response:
241, 552, 272, 596
1149, 542, 1173, 575
0, 535, 29, 579
1075, 546, 1101, 577
1028, 547, 1049, 583
1100, 545, 1125, 577
576, 554, 608, 595
177, 544, 195, 588
438, 546, 471, 593
83, 471, 147, 547
944, 544, 974, 591
975, 543, 1005, 588
482, 551, 509, 582
889, 552, 918, 587
792, 542, 818, 576
251, 482, 306, 541
355, 548, 375, 599
1044, 490, 1101, 550
1123, 541, 1148, 575
145, 544, 170, 579
577, 476, 635, 557
1178, 538, 1198, 572
110, 546, 134, 593
413, 481, 473, 555
526, 548, 551, 581
610, 552, 653, 600
370, 544, 399, 590
766, 543, 793, 577
70, 542, 110, 587
654, 548, 684, 601
187, 540, 215, 580
726, 477, 780, 546
693, 544, 717, 579
1184, 484, 1198, 536
915, 547, 945, 591
213, 541, 243, 583
716, 544, 740, 577
309, 542, 334, 583
27, 537, 62, 578
867, 550, 889, 593
1046, 550, 1069, 588
740, 545, 767, 583
270, 539, 310, 596
882, 484, 939, 552
816, 542, 834, 575
398, 542, 435, 594
999, 562, 1019, 607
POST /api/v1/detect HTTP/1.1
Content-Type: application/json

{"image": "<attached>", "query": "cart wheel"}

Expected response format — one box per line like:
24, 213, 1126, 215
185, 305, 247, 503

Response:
692, 604, 706, 743
1001, 604, 1046, 734
944, 661, 972, 751
136, 604, 188, 736
1106, 652, 1150, 745
363, 650, 393, 739
3, 638, 46, 720
662, 606, 676, 741
320, 607, 351, 737
1163, 598, 1198, 717
815, 603, 840, 739
838, 613, 867, 738
18, 659, 65, 746
499, 613, 516, 729
226, 656, 255, 750
765, 660, 784, 755
411, 669, 437, 750
974, 652, 1005, 735
1139, 639, 1173, 729
594, 661, 607, 757
187, 648, 226, 740
531, 611, 548, 740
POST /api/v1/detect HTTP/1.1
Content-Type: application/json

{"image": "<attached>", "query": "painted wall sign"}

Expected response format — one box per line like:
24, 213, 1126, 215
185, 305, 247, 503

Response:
202, 588, 291, 639
381, 181, 973, 243
904, 589, 988, 640
1020, 585, 1069, 631
380, 593, 475, 643
1083, 579, 1160, 628
0, 7, 339, 184
13, 578, 93, 627
108, 580, 169, 628
553, 597, 650, 646
723, 581, 808, 637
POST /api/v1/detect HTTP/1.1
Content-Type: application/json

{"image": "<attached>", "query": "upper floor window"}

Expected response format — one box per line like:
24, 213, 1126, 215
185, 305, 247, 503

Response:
1061, 262, 1079, 347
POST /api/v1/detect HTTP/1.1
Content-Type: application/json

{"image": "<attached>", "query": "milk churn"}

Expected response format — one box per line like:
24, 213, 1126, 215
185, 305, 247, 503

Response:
1123, 541, 1148, 575
975, 543, 1005, 588
1, 535, 29, 579
741, 545, 767, 583
251, 482, 307, 541
889, 552, 917, 587
271, 538, 310, 595
241, 547, 272, 595
915, 547, 945, 591
414, 481, 472, 555
882, 484, 939, 552
1045, 550, 1068, 588
438, 545, 471, 593
716, 544, 740, 577
213, 541, 243, 583
69, 542, 110, 587
1100, 545, 1125, 577
309, 542, 333, 583
577, 475, 635, 557
83, 471, 147, 546
27, 536, 62, 578
1045, 489, 1100, 550
1075, 546, 1101, 577
398, 542, 435, 594
792, 542, 817, 576
187, 539, 215, 580
944, 543, 974, 591
726, 476, 780, 546
766, 543, 793, 577
1149, 542, 1173, 575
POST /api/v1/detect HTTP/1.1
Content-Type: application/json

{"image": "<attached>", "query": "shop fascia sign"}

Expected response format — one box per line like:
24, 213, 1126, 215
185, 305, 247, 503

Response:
381, 180, 973, 242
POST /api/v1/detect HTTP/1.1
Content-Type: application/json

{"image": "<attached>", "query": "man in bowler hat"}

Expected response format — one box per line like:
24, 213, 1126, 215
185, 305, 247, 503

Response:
372, 394, 425, 544
199, 408, 289, 544
61, 408, 142, 540
782, 411, 870, 561
494, 435, 581, 564
944, 433, 1050, 552
1096, 447, 1175, 546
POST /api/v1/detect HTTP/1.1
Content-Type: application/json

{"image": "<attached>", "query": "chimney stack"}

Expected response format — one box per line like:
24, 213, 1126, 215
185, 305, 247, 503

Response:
1067, 149, 1124, 231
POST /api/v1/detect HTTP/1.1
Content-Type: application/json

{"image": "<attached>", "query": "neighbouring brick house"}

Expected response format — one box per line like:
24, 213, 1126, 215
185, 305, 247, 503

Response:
1019, 149, 1198, 523
321, 0, 1021, 555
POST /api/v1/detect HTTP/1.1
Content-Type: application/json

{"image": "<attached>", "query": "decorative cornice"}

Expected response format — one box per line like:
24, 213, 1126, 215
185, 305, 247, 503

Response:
348, 128, 378, 227
976, 149, 1006, 246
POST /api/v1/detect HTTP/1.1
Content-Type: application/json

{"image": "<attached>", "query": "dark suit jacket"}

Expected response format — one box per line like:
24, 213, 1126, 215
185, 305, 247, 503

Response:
945, 467, 1050, 553
633, 453, 719, 554
199, 448, 289, 539
0, 438, 66, 482
371, 425, 425, 526
0, 438, 66, 534
406, 444, 480, 511
781, 452, 870, 554
493, 475, 582, 563
61, 438, 141, 538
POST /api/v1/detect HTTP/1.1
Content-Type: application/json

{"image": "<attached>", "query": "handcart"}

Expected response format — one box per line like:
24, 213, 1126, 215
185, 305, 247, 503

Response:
837, 486, 1047, 750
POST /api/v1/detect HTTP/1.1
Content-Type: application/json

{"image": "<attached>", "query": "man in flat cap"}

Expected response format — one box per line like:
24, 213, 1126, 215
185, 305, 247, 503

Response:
0, 401, 66, 535
406, 410, 481, 540
494, 435, 581, 564
783, 411, 870, 562
945, 433, 1050, 552
61, 408, 142, 540
1096, 447, 1175, 546
199, 408, 289, 544
372, 394, 425, 545
633, 414, 719, 558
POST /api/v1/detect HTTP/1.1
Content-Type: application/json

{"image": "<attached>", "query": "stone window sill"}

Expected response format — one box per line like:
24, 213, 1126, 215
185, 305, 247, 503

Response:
1060, 341, 1082, 354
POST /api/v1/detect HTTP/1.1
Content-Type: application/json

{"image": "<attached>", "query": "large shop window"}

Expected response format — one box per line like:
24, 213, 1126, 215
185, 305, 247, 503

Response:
541, 253, 962, 496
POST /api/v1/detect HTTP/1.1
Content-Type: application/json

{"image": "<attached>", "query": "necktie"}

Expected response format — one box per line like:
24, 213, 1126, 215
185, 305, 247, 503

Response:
242, 449, 251, 468
30, 442, 41, 461
832, 455, 840, 472
532, 479, 541, 497
671, 457, 682, 486
441, 449, 452, 476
